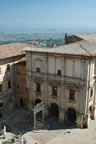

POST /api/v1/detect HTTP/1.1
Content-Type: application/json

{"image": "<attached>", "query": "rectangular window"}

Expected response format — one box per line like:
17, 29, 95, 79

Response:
57, 70, 61, 76
0, 67, 1, 73
0, 102, 3, 108
0, 84, 2, 92
8, 81, 11, 89
7, 64, 10, 71
69, 89, 75, 100
36, 67, 40, 73
52, 87, 57, 96
90, 89, 93, 97
36, 83, 41, 92
94, 63, 96, 75
17, 84, 19, 89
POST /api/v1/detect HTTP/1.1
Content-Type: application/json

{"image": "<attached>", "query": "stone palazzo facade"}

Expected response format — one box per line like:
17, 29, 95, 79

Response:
25, 36, 96, 128
0, 43, 27, 113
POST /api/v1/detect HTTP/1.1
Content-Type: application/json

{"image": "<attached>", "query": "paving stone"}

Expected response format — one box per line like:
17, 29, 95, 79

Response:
0, 108, 96, 144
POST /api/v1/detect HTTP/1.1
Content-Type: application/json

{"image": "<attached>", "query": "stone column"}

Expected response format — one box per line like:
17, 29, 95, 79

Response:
33, 113, 36, 129
42, 110, 44, 124
44, 104, 48, 118
28, 101, 34, 110
59, 108, 65, 122
76, 114, 83, 128
91, 107, 96, 120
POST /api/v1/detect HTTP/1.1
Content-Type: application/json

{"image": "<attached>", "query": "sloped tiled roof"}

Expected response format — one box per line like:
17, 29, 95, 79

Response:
25, 40, 96, 56
74, 33, 96, 42
16, 57, 26, 65
0, 43, 27, 60
25, 34, 96, 57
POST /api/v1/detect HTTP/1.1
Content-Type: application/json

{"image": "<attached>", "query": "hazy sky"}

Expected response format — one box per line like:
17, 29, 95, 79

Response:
0, 0, 96, 29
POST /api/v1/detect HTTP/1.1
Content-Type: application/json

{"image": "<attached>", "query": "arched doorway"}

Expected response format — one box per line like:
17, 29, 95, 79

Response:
35, 99, 41, 106
67, 108, 76, 122
50, 103, 59, 118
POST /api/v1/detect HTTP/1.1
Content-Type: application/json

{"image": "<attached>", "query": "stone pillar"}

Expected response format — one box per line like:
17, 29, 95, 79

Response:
76, 114, 83, 128
28, 101, 34, 111
93, 106, 96, 119
83, 114, 89, 128
33, 113, 36, 129
42, 110, 44, 124
76, 113, 90, 128
91, 107, 96, 120
44, 105, 49, 118
59, 108, 65, 122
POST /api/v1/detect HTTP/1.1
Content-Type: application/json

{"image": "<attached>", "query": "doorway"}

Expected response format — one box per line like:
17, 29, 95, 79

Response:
20, 98, 24, 107
50, 103, 59, 118
67, 108, 76, 122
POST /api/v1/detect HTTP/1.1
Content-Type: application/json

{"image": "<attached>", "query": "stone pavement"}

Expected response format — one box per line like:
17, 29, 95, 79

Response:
47, 119, 96, 144
0, 108, 96, 144
18, 118, 96, 144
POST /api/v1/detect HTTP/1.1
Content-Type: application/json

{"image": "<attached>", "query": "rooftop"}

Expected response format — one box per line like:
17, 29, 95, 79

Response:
16, 57, 26, 65
0, 43, 27, 60
25, 33, 96, 57
25, 41, 96, 57
74, 33, 96, 42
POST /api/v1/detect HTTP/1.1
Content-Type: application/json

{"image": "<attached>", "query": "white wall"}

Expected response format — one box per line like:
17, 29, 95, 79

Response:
74, 60, 81, 78
56, 58, 62, 74
26, 52, 88, 80
65, 59, 73, 77
48, 57, 55, 74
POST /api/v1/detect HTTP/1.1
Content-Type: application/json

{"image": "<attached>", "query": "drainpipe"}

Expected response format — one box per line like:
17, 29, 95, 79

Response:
31, 52, 32, 105
86, 58, 91, 117
47, 53, 48, 106
13, 57, 16, 104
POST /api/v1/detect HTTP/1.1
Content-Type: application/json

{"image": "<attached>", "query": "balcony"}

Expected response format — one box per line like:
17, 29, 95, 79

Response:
68, 98, 76, 104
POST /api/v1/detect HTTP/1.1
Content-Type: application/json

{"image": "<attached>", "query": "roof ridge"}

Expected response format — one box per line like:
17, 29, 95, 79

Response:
76, 41, 93, 56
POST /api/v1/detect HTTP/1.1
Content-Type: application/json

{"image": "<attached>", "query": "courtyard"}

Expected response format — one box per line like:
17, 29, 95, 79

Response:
0, 108, 96, 144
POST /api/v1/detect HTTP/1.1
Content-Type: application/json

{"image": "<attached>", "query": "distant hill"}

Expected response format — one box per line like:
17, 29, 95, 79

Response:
0, 32, 65, 46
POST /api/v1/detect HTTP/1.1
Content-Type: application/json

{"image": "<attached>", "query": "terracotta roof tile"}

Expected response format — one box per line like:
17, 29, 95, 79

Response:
0, 43, 27, 60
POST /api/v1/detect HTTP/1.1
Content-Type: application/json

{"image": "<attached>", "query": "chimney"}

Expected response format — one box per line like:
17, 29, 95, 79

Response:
65, 33, 68, 38
52, 43, 56, 48
65, 33, 68, 44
